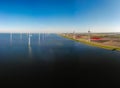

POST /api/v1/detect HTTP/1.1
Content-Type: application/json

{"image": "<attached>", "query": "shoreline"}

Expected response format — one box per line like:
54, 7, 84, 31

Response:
60, 34, 120, 51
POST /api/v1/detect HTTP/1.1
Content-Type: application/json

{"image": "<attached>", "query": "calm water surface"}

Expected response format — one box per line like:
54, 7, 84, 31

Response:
0, 33, 120, 85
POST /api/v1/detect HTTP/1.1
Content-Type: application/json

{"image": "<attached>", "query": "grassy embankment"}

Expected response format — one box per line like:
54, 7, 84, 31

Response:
60, 34, 120, 51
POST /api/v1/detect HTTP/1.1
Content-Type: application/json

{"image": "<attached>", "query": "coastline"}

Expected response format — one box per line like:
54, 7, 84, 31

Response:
60, 34, 120, 51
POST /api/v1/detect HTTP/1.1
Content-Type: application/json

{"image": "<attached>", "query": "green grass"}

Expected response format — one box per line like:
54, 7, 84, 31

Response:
60, 34, 120, 51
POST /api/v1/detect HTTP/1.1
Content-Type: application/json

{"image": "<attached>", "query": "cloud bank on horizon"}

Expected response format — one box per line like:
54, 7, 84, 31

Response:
0, 0, 120, 33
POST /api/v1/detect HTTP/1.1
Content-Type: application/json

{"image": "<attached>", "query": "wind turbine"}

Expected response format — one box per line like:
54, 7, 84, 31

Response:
20, 33, 22, 40
73, 30, 75, 39
88, 28, 91, 42
43, 33, 45, 40
10, 32, 13, 45
38, 33, 40, 45
28, 33, 32, 46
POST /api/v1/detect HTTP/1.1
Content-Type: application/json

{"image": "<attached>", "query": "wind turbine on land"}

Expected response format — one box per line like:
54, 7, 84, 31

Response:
88, 28, 91, 42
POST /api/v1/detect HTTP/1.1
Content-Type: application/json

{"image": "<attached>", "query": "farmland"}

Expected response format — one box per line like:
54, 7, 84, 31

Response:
60, 32, 120, 51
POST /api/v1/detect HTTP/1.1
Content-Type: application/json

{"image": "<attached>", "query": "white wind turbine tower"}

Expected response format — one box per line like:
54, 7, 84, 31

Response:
28, 33, 32, 46
28, 33, 32, 58
38, 33, 40, 45
73, 30, 75, 39
88, 28, 91, 42
20, 33, 22, 40
10, 32, 13, 44
42, 32, 45, 40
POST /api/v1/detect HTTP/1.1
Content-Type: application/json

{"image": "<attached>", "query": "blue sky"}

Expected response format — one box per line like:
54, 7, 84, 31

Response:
0, 0, 120, 33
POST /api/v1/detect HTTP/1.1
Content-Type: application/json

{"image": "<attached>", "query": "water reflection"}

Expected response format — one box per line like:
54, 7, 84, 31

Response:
28, 45, 32, 59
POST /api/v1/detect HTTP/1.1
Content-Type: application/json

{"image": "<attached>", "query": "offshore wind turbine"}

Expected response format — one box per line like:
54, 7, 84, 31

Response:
27, 33, 33, 59
20, 33, 22, 40
10, 32, 13, 45
42, 33, 44, 40
28, 33, 32, 46
38, 33, 40, 45
44, 33, 46, 38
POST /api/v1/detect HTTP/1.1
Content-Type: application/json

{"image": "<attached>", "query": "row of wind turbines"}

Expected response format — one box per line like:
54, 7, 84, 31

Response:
10, 33, 46, 46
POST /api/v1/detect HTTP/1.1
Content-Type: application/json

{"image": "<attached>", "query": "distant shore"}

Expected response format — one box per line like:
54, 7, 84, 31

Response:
60, 34, 120, 51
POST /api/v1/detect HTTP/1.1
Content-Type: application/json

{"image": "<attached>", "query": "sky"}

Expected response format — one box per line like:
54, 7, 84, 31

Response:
0, 0, 120, 33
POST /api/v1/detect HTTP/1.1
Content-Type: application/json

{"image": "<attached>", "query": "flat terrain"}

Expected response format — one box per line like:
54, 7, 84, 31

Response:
61, 33, 120, 51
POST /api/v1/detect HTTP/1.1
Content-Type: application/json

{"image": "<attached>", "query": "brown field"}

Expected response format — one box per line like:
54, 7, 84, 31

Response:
62, 33, 120, 47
